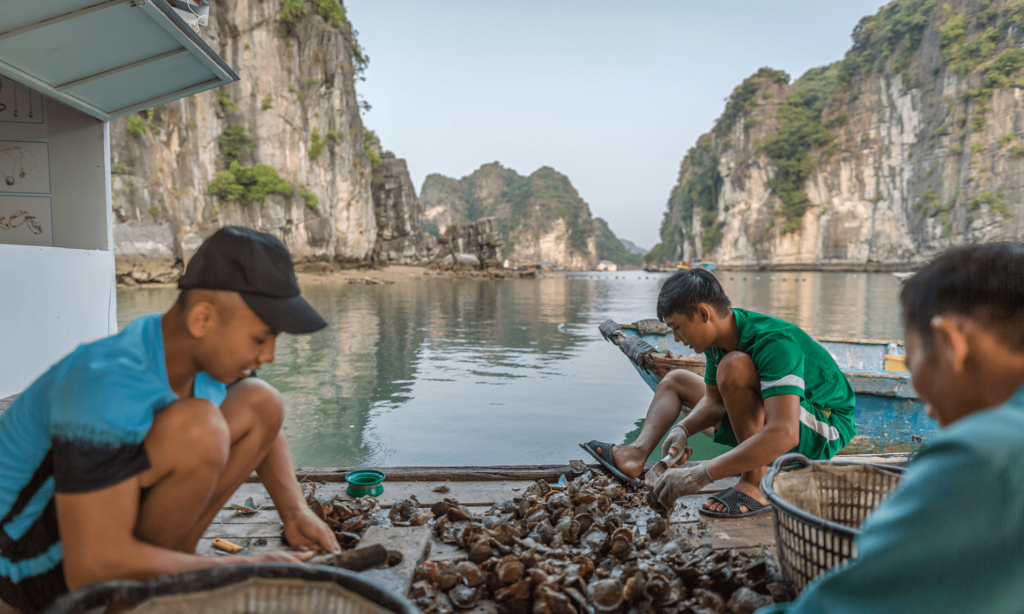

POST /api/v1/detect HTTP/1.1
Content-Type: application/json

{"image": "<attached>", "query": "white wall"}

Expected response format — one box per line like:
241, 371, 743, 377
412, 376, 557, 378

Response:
0, 87, 116, 397
0, 245, 116, 397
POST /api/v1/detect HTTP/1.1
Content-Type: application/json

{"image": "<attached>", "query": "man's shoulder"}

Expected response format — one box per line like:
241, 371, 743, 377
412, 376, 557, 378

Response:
927, 395, 1024, 461
55, 315, 162, 387
738, 309, 805, 339
38, 315, 173, 441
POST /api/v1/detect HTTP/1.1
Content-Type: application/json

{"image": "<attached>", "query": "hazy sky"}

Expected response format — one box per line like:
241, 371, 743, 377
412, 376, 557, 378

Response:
346, 1, 887, 249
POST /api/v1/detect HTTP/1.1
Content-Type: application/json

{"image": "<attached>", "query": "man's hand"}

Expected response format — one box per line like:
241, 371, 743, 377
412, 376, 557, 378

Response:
661, 425, 690, 467
653, 463, 712, 510
282, 508, 340, 554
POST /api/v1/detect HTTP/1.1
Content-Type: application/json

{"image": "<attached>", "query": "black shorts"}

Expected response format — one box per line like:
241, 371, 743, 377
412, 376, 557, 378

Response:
0, 563, 68, 614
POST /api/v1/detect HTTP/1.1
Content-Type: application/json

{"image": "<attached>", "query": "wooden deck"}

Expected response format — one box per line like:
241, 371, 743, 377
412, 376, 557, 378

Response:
203, 453, 909, 604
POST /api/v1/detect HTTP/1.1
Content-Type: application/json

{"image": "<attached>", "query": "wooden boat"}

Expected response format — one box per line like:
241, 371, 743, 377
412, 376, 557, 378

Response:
599, 319, 935, 452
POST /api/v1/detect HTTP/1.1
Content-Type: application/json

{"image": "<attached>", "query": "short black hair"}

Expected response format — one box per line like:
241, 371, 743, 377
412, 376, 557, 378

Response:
900, 243, 1024, 352
657, 268, 732, 321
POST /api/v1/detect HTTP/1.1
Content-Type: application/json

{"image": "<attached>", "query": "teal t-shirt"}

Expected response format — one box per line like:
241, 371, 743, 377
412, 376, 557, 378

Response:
0, 314, 226, 587
756, 382, 1024, 614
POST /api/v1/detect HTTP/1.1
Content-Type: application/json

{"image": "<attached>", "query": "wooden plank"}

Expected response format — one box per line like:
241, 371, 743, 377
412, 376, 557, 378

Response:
700, 513, 776, 550
224, 481, 540, 511
832, 452, 909, 466
202, 523, 284, 539
359, 526, 432, 596
272, 465, 591, 483
269, 461, 732, 484
196, 537, 285, 557
249, 455, 908, 486
224, 476, 741, 514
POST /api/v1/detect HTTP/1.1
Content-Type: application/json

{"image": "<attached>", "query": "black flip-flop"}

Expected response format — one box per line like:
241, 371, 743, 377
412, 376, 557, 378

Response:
699, 486, 771, 518
578, 440, 643, 488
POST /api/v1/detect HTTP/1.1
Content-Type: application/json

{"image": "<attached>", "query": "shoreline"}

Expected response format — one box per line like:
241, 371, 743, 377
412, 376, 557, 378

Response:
116, 262, 916, 290
116, 263, 516, 289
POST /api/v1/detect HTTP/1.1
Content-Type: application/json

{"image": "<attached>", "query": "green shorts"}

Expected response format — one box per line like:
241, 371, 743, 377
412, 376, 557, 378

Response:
712, 399, 855, 460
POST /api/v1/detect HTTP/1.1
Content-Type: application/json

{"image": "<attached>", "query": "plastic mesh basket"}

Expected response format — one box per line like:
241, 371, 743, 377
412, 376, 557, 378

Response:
761, 453, 904, 592
45, 564, 418, 614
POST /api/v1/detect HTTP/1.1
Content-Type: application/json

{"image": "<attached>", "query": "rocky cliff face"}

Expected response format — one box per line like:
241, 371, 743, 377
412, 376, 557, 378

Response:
370, 152, 439, 265
659, 0, 1024, 269
420, 163, 642, 269
111, 0, 391, 282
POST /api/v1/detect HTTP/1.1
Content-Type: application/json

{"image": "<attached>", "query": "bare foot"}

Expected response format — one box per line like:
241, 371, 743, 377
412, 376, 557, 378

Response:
590, 443, 647, 479
702, 478, 768, 514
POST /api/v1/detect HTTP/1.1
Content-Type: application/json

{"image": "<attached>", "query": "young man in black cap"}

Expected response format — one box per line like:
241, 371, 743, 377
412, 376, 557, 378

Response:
0, 227, 337, 613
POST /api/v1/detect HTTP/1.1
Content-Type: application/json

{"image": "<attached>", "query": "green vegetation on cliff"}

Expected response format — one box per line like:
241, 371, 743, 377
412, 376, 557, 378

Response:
760, 65, 838, 232
662, 139, 723, 255
208, 161, 293, 205
838, 0, 935, 81
714, 68, 790, 136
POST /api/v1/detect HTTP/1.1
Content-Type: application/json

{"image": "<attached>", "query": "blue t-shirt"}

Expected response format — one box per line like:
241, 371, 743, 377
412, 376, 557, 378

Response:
757, 382, 1024, 614
0, 313, 226, 584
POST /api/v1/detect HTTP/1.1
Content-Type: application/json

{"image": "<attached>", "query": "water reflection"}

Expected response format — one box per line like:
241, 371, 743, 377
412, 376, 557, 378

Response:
116, 271, 911, 467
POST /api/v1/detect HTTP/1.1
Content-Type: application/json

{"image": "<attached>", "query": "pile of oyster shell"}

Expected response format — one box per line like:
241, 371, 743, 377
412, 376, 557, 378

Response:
409, 466, 792, 614
306, 487, 383, 549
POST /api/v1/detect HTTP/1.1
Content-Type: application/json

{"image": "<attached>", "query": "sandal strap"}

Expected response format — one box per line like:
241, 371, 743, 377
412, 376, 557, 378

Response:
708, 487, 767, 514
585, 440, 616, 464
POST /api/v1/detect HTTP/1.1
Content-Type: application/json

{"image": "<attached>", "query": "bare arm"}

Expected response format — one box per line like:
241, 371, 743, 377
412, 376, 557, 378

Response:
56, 480, 307, 590
704, 393, 801, 481
256, 433, 306, 520
257, 433, 339, 553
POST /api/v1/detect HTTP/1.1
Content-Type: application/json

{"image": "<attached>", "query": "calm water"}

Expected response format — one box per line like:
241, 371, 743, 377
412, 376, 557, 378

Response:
117, 271, 908, 467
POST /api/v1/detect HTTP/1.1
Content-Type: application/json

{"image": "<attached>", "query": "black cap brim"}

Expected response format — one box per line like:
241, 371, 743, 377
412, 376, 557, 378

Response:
240, 293, 327, 334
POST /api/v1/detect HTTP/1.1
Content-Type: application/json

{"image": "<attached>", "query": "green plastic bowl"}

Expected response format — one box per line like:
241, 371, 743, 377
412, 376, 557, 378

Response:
344, 470, 385, 498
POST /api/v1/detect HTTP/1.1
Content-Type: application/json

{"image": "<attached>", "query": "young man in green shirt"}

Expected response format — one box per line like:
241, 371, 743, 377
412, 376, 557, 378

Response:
757, 243, 1024, 613
584, 268, 857, 516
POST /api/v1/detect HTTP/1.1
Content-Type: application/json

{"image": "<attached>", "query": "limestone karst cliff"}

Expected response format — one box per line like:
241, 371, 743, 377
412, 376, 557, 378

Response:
420, 163, 642, 269
110, 0, 433, 282
658, 0, 1024, 269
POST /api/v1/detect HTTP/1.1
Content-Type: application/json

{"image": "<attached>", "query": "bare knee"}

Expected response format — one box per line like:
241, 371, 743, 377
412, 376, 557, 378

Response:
148, 398, 230, 473
658, 369, 705, 404
226, 378, 284, 438
717, 352, 758, 394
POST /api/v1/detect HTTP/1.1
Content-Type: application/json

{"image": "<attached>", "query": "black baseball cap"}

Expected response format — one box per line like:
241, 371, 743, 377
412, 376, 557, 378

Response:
178, 226, 327, 334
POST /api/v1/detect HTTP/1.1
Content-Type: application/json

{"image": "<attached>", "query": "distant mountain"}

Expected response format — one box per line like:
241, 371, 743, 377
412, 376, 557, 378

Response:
420, 163, 642, 269
618, 238, 647, 256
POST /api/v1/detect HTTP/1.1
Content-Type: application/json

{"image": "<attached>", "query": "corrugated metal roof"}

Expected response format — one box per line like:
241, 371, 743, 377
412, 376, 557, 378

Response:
0, 0, 238, 121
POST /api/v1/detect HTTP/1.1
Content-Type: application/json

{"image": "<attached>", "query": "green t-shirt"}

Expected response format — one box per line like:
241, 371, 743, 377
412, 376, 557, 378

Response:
704, 308, 856, 420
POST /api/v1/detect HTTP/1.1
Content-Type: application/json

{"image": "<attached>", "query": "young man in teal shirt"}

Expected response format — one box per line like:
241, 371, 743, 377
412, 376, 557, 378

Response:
0, 227, 339, 613
584, 268, 857, 516
757, 242, 1024, 613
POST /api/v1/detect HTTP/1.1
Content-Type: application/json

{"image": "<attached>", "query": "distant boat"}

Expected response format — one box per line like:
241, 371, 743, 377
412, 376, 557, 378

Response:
599, 318, 934, 452
892, 272, 914, 281
596, 260, 618, 272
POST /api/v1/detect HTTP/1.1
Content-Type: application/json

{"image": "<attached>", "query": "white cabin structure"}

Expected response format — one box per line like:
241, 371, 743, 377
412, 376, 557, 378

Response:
0, 0, 237, 398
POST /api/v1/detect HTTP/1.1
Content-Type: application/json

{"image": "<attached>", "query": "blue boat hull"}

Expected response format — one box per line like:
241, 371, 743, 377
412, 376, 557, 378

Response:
601, 319, 935, 453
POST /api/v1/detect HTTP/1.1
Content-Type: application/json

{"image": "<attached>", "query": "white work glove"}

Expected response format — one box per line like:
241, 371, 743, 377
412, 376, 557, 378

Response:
653, 463, 713, 511
661, 424, 690, 465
